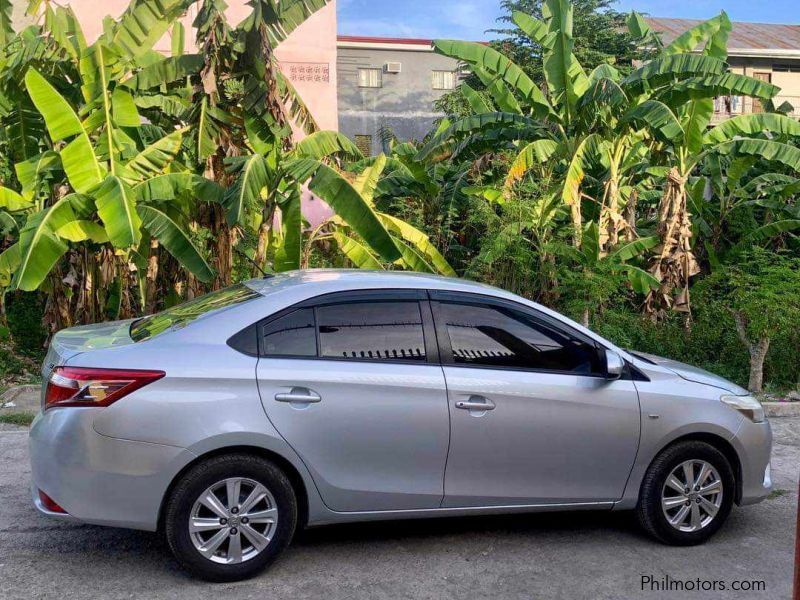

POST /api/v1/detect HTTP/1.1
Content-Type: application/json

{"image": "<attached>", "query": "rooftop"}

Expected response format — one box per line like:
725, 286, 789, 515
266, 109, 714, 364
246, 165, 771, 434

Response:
646, 17, 800, 57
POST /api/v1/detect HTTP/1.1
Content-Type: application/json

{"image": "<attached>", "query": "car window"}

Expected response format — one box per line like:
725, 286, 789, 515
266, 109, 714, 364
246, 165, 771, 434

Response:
261, 308, 317, 357
317, 301, 426, 362
438, 302, 602, 374
131, 284, 260, 342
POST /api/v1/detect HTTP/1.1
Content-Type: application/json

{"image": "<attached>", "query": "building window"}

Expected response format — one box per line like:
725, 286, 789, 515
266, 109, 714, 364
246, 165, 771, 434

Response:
354, 135, 372, 156
773, 64, 799, 73
432, 70, 457, 90
357, 68, 382, 88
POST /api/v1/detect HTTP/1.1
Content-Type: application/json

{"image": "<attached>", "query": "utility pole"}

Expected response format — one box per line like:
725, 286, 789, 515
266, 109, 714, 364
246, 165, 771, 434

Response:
795, 475, 799, 600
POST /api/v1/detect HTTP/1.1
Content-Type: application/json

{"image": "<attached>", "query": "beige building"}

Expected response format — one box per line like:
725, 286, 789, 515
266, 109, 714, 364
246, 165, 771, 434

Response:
646, 18, 800, 121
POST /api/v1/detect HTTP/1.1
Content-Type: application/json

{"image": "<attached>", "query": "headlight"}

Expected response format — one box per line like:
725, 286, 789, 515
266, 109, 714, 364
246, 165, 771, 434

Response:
720, 394, 765, 423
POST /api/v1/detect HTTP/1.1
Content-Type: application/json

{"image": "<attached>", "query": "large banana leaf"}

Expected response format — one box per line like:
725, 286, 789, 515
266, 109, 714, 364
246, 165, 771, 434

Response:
122, 54, 204, 90
705, 113, 800, 145
621, 100, 684, 142
0, 243, 20, 286
731, 219, 800, 254
294, 131, 363, 161
505, 139, 560, 190
460, 83, 493, 114
657, 73, 779, 107
134, 173, 224, 204
54, 220, 109, 243
609, 236, 659, 261
24, 68, 83, 141
137, 204, 214, 282
0, 0, 13, 47
392, 237, 435, 273
353, 154, 387, 204
663, 13, 726, 56
112, 0, 192, 58
472, 66, 522, 114
11, 195, 83, 291
380, 213, 455, 276
512, 10, 548, 44
621, 54, 726, 92
0, 187, 32, 212
305, 163, 401, 262
223, 154, 269, 227
14, 151, 61, 200
416, 112, 543, 161
273, 187, 302, 271
711, 139, 800, 172
433, 40, 552, 118
332, 231, 383, 270
125, 129, 184, 180
248, 0, 332, 46
60, 134, 105, 193
540, 0, 588, 118
682, 97, 714, 153
95, 175, 142, 248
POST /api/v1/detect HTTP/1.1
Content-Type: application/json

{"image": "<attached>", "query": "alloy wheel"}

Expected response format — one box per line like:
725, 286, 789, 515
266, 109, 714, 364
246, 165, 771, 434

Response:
661, 459, 723, 533
189, 477, 278, 564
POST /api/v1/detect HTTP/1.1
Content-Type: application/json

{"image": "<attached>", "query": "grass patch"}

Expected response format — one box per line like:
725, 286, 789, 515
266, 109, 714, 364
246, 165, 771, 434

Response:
0, 412, 35, 427
767, 489, 790, 500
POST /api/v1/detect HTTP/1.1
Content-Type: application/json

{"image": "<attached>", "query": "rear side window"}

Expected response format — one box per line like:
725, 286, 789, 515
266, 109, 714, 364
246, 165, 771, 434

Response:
261, 309, 317, 357
131, 284, 260, 342
438, 302, 602, 374
317, 301, 426, 362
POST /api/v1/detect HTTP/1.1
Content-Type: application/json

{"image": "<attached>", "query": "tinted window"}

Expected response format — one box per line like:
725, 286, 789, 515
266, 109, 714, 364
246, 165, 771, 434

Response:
262, 309, 317, 357
131, 284, 260, 342
439, 302, 601, 374
317, 302, 426, 362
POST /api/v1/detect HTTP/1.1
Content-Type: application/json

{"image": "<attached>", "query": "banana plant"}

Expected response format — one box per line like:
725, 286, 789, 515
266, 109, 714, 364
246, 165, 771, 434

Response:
8, 67, 216, 297
302, 154, 455, 276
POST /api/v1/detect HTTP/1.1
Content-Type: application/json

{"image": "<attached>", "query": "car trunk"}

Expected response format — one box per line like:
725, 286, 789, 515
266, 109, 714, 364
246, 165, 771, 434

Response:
40, 320, 137, 408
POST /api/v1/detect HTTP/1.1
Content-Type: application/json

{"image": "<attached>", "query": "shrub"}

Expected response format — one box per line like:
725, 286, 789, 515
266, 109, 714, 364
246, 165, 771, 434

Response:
4, 291, 47, 359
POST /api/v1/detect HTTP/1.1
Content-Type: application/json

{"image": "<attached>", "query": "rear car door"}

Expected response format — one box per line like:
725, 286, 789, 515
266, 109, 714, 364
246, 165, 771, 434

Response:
255, 290, 450, 512
430, 292, 641, 508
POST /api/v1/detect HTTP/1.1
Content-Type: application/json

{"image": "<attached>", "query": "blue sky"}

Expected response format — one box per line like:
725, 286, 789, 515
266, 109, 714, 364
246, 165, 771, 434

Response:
337, 0, 798, 40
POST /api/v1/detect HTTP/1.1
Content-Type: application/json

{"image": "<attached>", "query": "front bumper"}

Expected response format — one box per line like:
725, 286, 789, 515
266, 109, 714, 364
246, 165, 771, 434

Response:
732, 418, 773, 506
29, 408, 196, 531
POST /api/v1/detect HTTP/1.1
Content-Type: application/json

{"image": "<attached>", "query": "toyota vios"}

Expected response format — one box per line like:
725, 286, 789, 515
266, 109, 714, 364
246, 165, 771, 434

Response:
29, 270, 772, 581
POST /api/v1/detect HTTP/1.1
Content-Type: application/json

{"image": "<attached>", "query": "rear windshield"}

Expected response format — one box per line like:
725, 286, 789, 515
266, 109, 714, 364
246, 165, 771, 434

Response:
130, 284, 260, 342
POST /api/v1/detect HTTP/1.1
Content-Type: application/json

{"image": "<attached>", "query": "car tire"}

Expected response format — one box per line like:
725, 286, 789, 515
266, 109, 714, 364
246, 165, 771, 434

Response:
637, 440, 735, 546
164, 453, 297, 582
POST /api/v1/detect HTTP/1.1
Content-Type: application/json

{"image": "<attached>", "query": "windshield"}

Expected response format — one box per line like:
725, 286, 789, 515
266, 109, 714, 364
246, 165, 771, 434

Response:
130, 284, 260, 342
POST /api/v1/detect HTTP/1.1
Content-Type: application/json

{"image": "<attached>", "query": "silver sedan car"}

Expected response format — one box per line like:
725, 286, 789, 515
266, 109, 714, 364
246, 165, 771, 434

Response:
29, 270, 772, 581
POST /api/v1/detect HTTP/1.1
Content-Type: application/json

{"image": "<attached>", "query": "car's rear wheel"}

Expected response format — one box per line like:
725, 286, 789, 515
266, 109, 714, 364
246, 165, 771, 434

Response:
164, 454, 297, 582
637, 440, 735, 545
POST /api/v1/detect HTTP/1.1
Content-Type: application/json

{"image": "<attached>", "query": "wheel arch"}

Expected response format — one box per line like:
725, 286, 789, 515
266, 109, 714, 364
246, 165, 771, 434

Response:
157, 445, 311, 532
648, 432, 743, 504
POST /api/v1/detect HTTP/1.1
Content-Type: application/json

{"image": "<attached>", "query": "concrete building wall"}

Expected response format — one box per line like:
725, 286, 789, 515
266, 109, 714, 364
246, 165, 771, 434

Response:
337, 41, 460, 156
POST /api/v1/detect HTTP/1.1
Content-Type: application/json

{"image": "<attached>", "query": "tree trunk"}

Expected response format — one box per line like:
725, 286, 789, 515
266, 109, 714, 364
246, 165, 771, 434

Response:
581, 307, 590, 328
732, 310, 770, 393
145, 239, 160, 314
645, 168, 700, 320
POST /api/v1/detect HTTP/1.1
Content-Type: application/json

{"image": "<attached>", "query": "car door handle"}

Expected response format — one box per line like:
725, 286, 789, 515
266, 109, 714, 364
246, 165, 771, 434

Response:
275, 388, 322, 404
455, 398, 496, 411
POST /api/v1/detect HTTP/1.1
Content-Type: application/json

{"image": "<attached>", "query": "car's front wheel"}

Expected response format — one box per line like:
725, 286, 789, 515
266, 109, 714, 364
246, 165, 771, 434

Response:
164, 454, 297, 581
637, 440, 735, 545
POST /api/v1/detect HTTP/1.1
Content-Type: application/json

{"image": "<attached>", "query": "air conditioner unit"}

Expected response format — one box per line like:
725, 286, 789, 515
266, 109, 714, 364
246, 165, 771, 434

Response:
384, 62, 402, 74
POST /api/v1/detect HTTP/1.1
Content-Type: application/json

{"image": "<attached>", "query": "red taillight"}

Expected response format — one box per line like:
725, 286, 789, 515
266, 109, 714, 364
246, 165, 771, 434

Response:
38, 489, 67, 513
44, 367, 165, 410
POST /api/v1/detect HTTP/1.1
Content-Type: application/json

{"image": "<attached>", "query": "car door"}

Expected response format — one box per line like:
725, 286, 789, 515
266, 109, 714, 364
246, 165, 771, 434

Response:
430, 292, 641, 508
255, 290, 450, 512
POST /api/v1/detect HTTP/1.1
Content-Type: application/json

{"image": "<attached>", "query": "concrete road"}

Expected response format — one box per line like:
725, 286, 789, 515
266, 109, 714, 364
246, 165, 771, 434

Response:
1, 419, 797, 600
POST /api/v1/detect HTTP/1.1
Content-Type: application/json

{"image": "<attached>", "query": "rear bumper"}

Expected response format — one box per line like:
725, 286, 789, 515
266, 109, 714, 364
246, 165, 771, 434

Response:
29, 408, 196, 531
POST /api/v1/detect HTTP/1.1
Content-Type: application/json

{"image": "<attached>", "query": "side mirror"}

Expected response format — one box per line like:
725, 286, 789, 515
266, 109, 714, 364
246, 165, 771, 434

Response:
606, 350, 625, 379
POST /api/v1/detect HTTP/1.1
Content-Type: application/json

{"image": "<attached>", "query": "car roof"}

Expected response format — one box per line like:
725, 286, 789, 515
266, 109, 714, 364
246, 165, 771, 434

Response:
244, 269, 511, 298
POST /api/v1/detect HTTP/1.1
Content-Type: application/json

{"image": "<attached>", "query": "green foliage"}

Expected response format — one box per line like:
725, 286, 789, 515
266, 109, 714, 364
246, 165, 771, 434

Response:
4, 290, 47, 357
